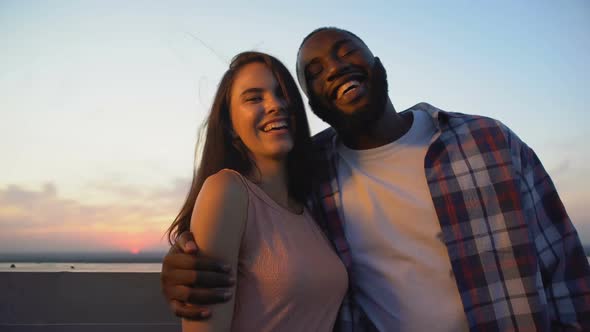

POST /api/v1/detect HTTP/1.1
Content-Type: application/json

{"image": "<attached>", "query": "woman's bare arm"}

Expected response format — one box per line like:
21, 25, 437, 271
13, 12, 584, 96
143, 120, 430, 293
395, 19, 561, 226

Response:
182, 170, 248, 332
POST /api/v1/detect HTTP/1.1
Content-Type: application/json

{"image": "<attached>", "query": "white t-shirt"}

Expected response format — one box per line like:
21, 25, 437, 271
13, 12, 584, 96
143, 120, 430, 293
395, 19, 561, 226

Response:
336, 110, 469, 331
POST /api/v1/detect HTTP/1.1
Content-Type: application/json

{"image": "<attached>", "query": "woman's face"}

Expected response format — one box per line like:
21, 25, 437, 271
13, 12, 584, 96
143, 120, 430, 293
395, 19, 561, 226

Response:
229, 62, 294, 162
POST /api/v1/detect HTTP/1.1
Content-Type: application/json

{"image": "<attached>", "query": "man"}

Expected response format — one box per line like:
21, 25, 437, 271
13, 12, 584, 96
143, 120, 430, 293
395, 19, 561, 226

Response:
161, 27, 590, 331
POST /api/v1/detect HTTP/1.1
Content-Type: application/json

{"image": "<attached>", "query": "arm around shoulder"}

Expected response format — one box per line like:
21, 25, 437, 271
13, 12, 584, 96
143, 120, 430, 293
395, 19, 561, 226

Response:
182, 170, 248, 332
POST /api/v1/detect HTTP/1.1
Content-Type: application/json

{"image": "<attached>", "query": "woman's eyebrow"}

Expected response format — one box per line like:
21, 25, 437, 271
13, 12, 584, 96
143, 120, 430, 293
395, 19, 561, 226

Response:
240, 88, 264, 97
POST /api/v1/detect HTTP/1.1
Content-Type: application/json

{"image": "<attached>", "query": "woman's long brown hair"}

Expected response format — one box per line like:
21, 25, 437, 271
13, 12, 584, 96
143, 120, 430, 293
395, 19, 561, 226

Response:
166, 51, 312, 244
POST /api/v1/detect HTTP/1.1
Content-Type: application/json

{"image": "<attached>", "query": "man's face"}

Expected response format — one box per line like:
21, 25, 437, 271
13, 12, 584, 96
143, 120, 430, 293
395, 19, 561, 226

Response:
296, 29, 388, 133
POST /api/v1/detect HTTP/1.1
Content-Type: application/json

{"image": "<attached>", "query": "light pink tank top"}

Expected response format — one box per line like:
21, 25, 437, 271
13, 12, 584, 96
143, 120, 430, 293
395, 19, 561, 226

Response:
226, 170, 348, 332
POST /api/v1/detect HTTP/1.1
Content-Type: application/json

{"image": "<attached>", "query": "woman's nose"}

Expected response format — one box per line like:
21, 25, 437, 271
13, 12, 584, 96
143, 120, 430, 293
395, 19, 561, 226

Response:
265, 94, 287, 114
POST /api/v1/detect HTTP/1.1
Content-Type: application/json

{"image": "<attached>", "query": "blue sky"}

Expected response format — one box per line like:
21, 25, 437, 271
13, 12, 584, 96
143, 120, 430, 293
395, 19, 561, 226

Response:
0, 0, 588, 253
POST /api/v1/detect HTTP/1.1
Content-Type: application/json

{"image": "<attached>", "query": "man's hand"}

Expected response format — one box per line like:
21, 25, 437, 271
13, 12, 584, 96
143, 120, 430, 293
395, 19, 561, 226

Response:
161, 231, 235, 319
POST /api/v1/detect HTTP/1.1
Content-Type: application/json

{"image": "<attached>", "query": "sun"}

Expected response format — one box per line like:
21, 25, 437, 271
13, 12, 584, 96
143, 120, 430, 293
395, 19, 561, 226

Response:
130, 248, 140, 255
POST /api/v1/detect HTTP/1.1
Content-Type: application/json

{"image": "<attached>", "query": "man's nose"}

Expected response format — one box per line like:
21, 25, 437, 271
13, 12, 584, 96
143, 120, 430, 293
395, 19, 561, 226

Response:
325, 56, 350, 82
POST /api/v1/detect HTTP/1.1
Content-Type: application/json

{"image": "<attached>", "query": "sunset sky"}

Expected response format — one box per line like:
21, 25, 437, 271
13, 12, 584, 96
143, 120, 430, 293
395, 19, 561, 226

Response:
1, 0, 589, 254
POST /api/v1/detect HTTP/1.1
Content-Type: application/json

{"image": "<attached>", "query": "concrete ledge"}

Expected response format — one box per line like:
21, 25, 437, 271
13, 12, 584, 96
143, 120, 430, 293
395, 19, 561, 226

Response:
0, 272, 180, 330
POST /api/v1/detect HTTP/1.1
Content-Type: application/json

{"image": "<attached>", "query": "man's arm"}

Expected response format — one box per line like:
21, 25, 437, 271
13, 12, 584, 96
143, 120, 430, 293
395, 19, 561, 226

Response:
516, 138, 590, 330
160, 231, 234, 319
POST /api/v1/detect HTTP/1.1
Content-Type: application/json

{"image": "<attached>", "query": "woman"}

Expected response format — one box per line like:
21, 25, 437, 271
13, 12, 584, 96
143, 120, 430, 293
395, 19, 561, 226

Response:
167, 52, 347, 331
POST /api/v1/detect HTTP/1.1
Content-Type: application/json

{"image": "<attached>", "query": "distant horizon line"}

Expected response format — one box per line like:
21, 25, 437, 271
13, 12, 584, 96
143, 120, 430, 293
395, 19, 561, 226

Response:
0, 251, 167, 263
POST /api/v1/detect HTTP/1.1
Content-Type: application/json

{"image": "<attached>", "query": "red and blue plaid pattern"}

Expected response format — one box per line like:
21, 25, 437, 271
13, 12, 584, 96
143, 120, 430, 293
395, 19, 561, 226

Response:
308, 103, 590, 331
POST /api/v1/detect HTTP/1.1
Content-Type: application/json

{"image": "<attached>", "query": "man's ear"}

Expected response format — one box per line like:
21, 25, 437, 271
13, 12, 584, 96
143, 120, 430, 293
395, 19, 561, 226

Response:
373, 56, 383, 69
371, 56, 387, 86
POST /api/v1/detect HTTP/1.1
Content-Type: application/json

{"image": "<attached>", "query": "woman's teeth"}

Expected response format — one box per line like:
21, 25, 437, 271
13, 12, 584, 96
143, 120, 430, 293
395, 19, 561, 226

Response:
262, 120, 288, 132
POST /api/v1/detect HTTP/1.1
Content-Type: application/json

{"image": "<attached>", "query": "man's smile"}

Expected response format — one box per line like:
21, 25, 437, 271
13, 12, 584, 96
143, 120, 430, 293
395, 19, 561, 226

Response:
329, 73, 367, 105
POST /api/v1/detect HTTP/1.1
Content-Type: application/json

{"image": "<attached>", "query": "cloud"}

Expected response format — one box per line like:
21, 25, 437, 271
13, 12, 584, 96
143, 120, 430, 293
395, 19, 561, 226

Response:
549, 160, 571, 177
561, 194, 590, 247
0, 175, 588, 254
0, 178, 191, 253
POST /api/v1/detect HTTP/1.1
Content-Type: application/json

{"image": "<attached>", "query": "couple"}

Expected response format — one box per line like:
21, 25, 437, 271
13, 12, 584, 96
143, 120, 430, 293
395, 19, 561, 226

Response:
162, 27, 590, 331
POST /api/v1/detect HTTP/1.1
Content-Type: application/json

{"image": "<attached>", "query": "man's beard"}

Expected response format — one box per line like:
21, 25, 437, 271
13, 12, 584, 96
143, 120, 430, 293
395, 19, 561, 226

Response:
308, 57, 389, 135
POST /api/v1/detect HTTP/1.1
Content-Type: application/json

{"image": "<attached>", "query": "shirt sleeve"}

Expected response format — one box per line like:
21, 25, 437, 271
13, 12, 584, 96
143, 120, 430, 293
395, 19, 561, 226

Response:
513, 132, 590, 331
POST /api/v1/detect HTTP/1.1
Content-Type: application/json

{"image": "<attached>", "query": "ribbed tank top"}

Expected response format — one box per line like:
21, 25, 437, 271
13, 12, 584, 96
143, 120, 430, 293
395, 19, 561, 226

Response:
223, 169, 348, 332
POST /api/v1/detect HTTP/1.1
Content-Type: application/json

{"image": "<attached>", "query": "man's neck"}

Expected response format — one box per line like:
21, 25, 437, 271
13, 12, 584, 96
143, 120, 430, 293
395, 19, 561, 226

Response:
339, 98, 413, 150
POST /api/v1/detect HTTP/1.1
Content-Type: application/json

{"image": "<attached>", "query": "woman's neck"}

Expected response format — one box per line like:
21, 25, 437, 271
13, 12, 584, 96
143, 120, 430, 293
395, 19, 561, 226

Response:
248, 157, 300, 213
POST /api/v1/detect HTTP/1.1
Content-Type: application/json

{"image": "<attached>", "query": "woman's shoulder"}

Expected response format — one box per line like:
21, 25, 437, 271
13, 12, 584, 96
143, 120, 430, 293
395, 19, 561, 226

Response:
200, 169, 249, 207
191, 169, 249, 240
189, 169, 249, 295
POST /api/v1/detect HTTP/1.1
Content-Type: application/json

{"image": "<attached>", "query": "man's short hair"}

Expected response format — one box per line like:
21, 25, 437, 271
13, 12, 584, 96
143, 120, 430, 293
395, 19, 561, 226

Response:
298, 27, 366, 54
296, 27, 368, 78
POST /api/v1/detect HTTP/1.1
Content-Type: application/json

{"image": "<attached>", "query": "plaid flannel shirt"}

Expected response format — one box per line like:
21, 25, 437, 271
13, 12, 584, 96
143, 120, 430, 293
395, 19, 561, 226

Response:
308, 103, 590, 332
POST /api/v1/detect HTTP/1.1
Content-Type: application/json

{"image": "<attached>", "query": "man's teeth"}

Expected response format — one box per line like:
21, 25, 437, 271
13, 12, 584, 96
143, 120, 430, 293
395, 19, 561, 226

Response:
262, 120, 288, 132
336, 80, 361, 99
